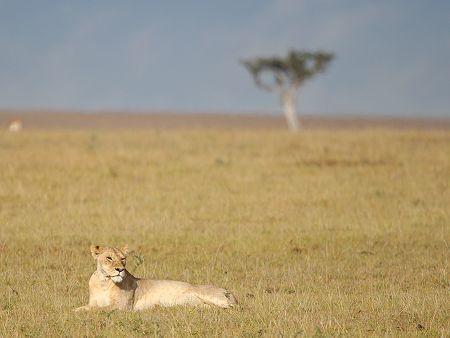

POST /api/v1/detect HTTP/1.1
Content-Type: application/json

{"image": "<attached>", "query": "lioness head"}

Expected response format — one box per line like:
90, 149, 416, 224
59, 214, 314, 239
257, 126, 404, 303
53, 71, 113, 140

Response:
90, 245, 129, 283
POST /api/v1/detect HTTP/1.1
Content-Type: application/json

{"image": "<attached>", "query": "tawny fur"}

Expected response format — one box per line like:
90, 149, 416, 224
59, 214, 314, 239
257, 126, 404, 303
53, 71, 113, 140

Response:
74, 245, 237, 311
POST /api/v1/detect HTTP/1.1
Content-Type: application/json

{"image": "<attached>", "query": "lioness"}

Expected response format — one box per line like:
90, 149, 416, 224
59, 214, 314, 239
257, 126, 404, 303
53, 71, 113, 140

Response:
75, 245, 237, 311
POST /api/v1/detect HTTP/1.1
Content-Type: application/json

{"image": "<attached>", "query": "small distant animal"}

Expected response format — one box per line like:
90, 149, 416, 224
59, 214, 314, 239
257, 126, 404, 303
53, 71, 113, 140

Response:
8, 120, 23, 132
74, 245, 237, 311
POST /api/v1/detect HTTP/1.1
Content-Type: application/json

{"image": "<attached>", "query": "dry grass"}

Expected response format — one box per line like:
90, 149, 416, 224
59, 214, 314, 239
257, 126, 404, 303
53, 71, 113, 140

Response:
0, 129, 449, 337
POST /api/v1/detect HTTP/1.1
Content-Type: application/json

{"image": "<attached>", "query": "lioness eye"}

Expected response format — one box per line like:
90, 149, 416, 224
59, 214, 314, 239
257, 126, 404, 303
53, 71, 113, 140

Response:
107, 256, 112, 260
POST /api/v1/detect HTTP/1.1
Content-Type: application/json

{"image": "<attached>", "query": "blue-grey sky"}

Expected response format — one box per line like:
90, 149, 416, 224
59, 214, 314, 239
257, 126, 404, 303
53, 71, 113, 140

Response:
1, 0, 449, 117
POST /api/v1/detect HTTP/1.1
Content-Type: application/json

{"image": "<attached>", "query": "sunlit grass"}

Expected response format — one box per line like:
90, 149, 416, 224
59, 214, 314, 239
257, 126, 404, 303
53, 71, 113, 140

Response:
0, 129, 449, 337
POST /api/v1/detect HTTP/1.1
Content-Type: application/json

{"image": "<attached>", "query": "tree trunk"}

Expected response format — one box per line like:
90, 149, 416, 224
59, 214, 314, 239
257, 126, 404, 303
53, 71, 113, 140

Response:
281, 90, 300, 131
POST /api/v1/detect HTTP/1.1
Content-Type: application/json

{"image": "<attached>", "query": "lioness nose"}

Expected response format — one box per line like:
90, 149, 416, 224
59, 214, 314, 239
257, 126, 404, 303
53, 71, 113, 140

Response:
115, 268, 124, 272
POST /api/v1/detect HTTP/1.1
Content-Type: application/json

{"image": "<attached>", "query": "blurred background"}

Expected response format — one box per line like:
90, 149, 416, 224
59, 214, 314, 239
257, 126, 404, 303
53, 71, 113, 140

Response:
1, 0, 449, 119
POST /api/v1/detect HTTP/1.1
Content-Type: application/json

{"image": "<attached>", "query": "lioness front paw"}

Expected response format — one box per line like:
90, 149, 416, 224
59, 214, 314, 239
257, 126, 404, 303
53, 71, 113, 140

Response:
74, 305, 90, 312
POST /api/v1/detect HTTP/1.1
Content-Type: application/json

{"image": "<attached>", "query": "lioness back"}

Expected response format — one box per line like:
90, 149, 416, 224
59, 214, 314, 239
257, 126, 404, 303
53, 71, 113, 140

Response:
134, 280, 203, 310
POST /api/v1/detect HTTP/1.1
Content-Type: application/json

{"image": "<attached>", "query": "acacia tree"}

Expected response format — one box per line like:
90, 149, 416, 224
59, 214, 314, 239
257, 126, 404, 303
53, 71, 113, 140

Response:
241, 49, 334, 131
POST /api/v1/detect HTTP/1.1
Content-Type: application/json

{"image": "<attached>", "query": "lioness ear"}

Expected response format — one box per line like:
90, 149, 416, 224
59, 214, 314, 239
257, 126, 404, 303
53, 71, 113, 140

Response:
90, 245, 104, 259
121, 244, 129, 256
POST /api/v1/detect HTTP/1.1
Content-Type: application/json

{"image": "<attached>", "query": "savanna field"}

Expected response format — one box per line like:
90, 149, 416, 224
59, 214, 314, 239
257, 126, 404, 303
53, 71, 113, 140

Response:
0, 128, 449, 337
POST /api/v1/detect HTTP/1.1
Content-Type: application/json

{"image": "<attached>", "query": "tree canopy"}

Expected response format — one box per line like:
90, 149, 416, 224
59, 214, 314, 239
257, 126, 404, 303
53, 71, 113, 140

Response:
241, 49, 334, 93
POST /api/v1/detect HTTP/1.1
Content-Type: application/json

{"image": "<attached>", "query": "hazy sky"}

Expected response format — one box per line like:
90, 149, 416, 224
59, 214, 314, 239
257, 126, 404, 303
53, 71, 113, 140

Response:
1, 0, 449, 117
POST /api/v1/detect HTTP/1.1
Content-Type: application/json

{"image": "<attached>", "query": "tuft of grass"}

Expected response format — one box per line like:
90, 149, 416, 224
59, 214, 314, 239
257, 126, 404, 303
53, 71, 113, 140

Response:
0, 129, 449, 337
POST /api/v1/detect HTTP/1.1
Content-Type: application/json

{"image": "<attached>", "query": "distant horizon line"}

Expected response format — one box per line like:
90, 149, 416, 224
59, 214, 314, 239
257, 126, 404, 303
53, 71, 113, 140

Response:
1, 107, 449, 120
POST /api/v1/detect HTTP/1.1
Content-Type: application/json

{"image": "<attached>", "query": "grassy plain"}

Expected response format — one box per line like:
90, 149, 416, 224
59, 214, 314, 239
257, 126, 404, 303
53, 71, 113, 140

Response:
0, 129, 449, 337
